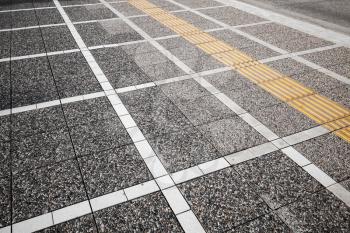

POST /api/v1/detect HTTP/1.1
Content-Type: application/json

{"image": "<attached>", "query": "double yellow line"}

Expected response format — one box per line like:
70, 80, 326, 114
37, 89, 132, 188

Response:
129, 0, 350, 142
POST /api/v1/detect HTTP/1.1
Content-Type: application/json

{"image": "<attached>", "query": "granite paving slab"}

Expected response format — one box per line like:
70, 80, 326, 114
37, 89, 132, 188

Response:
173, 11, 220, 30
79, 144, 153, 198
173, 0, 223, 8
0, 12, 11, 30
266, 58, 314, 76
149, 126, 220, 173
11, 105, 66, 139
110, 2, 144, 16
182, 55, 226, 72
0, 31, 11, 59
11, 10, 38, 28
0, 115, 11, 142
59, 0, 100, 6
198, 117, 267, 156
35, 8, 64, 25
250, 103, 318, 137
319, 85, 350, 109
65, 4, 116, 22
41, 25, 78, 52
12, 159, 87, 223
63, 97, 116, 127
204, 70, 253, 93
11, 57, 59, 108
11, 28, 46, 57
0, 143, 10, 179
12, 129, 75, 173
0, 62, 11, 110
273, 36, 333, 53
148, 0, 184, 11
325, 62, 350, 79
174, 94, 236, 126
294, 133, 350, 182
33, 0, 55, 8
0, 0, 11, 11
35, 214, 98, 233
94, 192, 183, 232
240, 44, 280, 59
0, 176, 11, 228
140, 60, 186, 81
235, 151, 323, 209
131, 16, 176, 38
178, 168, 270, 232
301, 46, 350, 67
276, 189, 350, 232
76, 19, 143, 46
69, 117, 132, 156
11, 0, 34, 9
49, 52, 101, 98
209, 29, 258, 49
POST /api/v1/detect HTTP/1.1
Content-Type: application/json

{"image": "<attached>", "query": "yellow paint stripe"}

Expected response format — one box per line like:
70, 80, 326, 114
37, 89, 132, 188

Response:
128, 0, 350, 143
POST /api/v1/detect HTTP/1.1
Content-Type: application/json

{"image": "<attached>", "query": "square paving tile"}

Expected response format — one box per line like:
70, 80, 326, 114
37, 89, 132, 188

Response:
11, 28, 46, 57
235, 151, 323, 209
149, 126, 219, 172
0, 176, 11, 228
292, 70, 345, 93
76, 19, 143, 46
92, 47, 151, 88
121, 41, 158, 55
12, 160, 87, 223
131, 16, 175, 38
274, 36, 333, 53
198, 117, 267, 156
199, 6, 265, 26
94, 192, 183, 232
11, 10, 38, 28
110, 2, 144, 16
36, 8, 64, 25
160, 79, 209, 103
233, 213, 291, 233
70, 117, 132, 156
178, 168, 270, 232
0, 143, 10, 179
240, 43, 280, 59
204, 70, 253, 93
175, 94, 236, 126
49, 52, 101, 98
60, 0, 100, 6
41, 25, 78, 52
224, 83, 282, 112
301, 46, 350, 67
325, 62, 350, 79
11, 57, 59, 107
148, 0, 184, 11
140, 60, 186, 81
173, 0, 223, 8
12, 129, 75, 174
11, 105, 67, 139
36, 214, 98, 233
11, 0, 34, 9
0, 62, 11, 110
79, 144, 153, 198
183, 55, 226, 72
65, 5, 116, 22
266, 57, 314, 76
294, 133, 350, 182
250, 103, 318, 137
173, 11, 221, 30
209, 29, 256, 49
276, 189, 350, 232
0, 12, 11, 30
63, 97, 116, 127
0, 115, 11, 142
319, 85, 350, 109
0, 31, 11, 59
33, 0, 55, 8
0, 0, 11, 11
240, 23, 296, 37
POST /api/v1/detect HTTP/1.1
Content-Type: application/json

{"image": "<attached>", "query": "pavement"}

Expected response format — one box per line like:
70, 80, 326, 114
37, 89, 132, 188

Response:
0, 0, 350, 232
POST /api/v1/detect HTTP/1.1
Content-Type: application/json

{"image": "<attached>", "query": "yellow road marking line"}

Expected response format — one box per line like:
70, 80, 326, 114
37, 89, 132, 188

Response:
129, 0, 350, 143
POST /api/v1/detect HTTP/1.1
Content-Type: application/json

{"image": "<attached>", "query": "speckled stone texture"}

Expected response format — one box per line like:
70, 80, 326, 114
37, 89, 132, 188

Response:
11, 10, 38, 28
173, 11, 220, 30
41, 26, 78, 52
232, 213, 291, 233
0, 62, 10, 110
62, 97, 116, 127
75, 19, 143, 47
70, 117, 132, 156
183, 55, 225, 72
110, 2, 144, 16
11, 105, 67, 139
0, 176, 11, 228
320, 85, 350, 109
204, 70, 252, 93
276, 190, 350, 232
11, 28, 46, 57
36, 8, 64, 25
198, 117, 267, 156
266, 58, 314, 76
179, 168, 270, 232
0, 12, 11, 30
131, 16, 175, 38
59, 0, 100, 6
64, 5, 116, 22
301, 46, 350, 67
148, 0, 183, 11
149, 126, 220, 173
235, 151, 323, 209
173, 0, 223, 8
79, 145, 153, 198
0, 115, 11, 142
12, 160, 87, 223
11, 57, 59, 107
94, 192, 183, 232
49, 52, 101, 98
0, 143, 10, 178
12, 129, 75, 173
294, 133, 350, 182
35, 214, 98, 233
0, 31, 11, 58
250, 103, 318, 137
